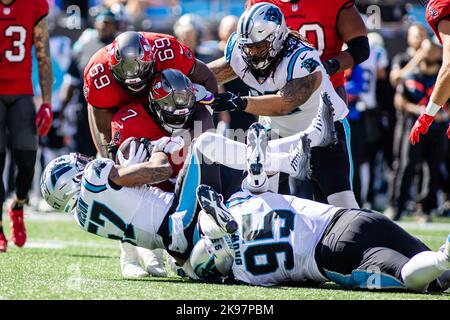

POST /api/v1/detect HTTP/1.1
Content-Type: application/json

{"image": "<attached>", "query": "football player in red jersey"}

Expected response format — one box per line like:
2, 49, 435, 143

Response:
110, 69, 221, 278
410, 0, 450, 144
0, 0, 53, 252
84, 31, 218, 159
244, 0, 369, 99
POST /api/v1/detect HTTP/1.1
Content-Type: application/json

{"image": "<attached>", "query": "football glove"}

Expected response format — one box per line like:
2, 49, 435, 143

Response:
447, 123, 450, 140
409, 113, 434, 145
116, 140, 147, 167
36, 103, 53, 136
151, 136, 185, 154
210, 92, 248, 112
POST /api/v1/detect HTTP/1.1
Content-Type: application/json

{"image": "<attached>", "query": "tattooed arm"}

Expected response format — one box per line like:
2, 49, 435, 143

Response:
87, 104, 118, 158
207, 57, 238, 85
108, 152, 172, 188
33, 17, 53, 104
244, 72, 322, 116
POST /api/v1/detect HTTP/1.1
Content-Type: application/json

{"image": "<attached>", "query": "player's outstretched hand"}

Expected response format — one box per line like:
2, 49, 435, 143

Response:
36, 103, 53, 136
152, 136, 185, 154
409, 113, 434, 145
117, 140, 147, 167
210, 92, 248, 112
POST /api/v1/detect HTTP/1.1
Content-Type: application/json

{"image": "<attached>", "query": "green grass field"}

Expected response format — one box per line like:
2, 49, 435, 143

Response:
0, 211, 449, 300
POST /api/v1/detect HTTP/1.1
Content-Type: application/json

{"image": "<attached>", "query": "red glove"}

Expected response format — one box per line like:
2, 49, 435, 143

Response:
409, 113, 434, 145
36, 103, 53, 136
447, 123, 450, 140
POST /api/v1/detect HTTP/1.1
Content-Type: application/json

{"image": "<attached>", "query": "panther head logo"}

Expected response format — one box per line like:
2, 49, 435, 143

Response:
301, 58, 320, 74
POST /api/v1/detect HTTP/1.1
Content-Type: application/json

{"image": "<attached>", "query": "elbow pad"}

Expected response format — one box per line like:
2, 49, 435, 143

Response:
345, 36, 370, 65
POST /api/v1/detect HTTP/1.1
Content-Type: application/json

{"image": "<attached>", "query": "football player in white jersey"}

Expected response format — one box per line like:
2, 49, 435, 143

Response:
39, 120, 312, 278
39, 131, 234, 278
207, 3, 358, 208
190, 184, 450, 292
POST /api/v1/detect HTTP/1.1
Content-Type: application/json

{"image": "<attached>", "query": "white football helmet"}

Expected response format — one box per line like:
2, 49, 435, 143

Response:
237, 2, 288, 70
189, 236, 235, 282
40, 153, 92, 213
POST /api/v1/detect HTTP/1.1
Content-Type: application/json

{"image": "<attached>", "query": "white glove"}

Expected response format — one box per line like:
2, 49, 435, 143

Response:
151, 136, 185, 154
117, 141, 147, 167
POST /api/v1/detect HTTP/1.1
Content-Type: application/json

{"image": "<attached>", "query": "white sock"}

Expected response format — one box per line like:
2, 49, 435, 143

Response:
169, 211, 188, 253
266, 152, 296, 175
327, 191, 360, 209
194, 132, 246, 170
401, 251, 450, 292
268, 132, 301, 153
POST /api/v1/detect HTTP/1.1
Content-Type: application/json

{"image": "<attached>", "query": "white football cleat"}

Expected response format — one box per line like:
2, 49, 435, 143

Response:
138, 248, 167, 277
245, 122, 269, 192
120, 242, 149, 279
308, 92, 338, 147
196, 184, 238, 234
289, 133, 312, 181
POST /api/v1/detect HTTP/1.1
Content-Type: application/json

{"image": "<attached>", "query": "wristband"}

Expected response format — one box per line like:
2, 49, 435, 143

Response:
323, 59, 341, 76
425, 100, 441, 116
240, 97, 248, 111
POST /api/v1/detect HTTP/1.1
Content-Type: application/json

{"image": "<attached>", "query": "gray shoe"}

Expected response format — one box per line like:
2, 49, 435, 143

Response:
290, 133, 312, 181
311, 92, 338, 147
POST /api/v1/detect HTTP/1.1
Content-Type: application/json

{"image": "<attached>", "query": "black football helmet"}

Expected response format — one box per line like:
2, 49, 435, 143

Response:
109, 31, 155, 94
148, 69, 196, 133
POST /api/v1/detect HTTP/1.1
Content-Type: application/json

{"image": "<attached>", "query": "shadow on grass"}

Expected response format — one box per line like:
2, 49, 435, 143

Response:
112, 276, 449, 297
64, 253, 117, 260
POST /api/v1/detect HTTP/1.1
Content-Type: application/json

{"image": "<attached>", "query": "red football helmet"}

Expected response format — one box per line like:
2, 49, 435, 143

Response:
108, 31, 155, 94
149, 69, 196, 133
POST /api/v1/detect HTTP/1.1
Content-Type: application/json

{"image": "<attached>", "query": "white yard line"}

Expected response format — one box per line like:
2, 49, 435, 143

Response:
25, 239, 118, 250
397, 221, 450, 232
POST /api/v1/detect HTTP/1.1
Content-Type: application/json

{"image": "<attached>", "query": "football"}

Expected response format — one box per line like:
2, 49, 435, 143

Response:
115, 136, 146, 164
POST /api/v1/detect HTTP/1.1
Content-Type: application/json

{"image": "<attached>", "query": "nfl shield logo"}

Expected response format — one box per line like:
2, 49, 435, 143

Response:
428, 7, 438, 20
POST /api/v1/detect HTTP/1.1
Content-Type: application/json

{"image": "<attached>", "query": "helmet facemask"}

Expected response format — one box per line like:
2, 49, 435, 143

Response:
109, 31, 155, 94
240, 37, 274, 70
190, 237, 235, 282
41, 153, 92, 213
237, 4, 288, 72
149, 69, 196, 133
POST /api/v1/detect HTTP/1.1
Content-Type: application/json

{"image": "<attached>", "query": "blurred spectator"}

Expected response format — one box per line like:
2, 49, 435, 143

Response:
386, 23, 429, 217
60, 8, 120, 157
123, 0, 153, 31
390, 24, 428, 88
174, 14, 222, 64
345, 32, 389, 208
392, 39, 448, 221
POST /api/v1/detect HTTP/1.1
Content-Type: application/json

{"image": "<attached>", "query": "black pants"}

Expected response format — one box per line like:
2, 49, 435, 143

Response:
315, 209, 443, 291
394, 117, 447, 218
157, 140, 222, 262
